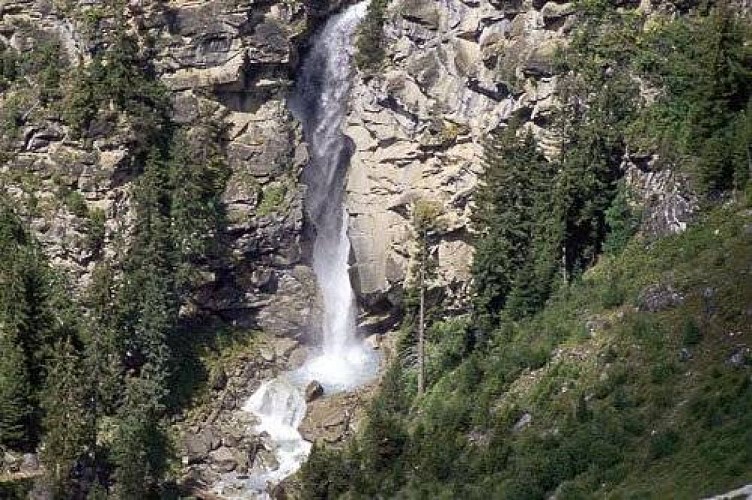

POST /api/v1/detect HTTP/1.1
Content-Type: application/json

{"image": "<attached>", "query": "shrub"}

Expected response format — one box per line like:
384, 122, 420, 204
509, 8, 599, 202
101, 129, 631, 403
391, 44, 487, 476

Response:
63, 189, 89, 217
650, 429, 681, 460
681, 317, 702, 346
355, 0, 388, 72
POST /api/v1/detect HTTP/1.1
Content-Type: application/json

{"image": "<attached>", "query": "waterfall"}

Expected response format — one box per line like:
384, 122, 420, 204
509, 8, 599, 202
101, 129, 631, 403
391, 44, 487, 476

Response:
289, 0, 379, 393
240, 379, 311, 490
214, 4, 378, 497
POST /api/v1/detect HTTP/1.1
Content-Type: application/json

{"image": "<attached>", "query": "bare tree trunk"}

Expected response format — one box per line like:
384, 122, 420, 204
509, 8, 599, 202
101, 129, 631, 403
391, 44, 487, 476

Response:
561, 243, 568, 284
417, 242, 426, 395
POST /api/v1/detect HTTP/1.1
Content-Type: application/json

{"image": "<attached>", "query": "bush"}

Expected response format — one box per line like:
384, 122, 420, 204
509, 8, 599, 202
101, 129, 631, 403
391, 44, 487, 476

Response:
601, 274, 626, 308
354, 0, 388, 72
681, 317, 702, 346
650, 429, 681, 460
63, 189, 88, 217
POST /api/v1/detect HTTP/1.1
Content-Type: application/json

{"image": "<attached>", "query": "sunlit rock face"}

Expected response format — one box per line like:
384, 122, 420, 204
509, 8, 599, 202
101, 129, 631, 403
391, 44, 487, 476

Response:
217, 4, 379, 495
344, 0, 577, 321
0, 0, 345, 335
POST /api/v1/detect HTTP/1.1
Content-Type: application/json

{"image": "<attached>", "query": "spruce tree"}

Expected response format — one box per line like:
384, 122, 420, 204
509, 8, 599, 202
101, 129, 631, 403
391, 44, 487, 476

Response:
40, 339, 92, 495
111, 375, 167, 498
0, 331, 31, 449
471, 121, 556, 326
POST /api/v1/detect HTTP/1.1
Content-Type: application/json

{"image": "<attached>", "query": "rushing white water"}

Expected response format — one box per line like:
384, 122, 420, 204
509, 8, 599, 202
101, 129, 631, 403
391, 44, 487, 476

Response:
289, 0, 379, 393
242, 379, 311, 487
215, 4, 378, 497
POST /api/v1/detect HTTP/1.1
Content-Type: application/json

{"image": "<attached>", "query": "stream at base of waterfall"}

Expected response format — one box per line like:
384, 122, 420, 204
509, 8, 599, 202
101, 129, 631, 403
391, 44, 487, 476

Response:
212, 2, 379, 497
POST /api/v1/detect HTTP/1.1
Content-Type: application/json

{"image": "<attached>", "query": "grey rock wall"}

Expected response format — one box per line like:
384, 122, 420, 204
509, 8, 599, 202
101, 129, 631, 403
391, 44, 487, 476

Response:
344, 0, 575, 317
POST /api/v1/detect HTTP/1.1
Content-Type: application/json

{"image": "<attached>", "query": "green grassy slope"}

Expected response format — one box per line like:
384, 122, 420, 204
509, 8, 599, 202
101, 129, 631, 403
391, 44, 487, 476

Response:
411, 205, 751, 499
301, 203, 752, 499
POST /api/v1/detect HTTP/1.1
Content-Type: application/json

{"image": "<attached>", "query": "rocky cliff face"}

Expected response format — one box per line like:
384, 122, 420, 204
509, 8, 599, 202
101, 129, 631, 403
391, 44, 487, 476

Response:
345, 0, 572, 320
0, 0, 700, 339
344, 0, 701, 322
0, 0, 356, 339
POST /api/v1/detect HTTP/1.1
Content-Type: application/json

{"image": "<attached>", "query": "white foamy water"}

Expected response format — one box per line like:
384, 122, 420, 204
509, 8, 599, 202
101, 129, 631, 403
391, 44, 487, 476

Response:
242, 379, 311, 486
216, 3, 379, 497
290, 0, 379, 392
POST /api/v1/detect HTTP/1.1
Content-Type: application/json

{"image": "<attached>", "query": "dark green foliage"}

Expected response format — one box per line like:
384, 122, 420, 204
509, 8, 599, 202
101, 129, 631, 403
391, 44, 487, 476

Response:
604, 181, 640, 255
0, 14, 232, 496
0, 332, 32, 449
0, 481, 33, 500
0, 36, 64, 98
600, 272, 626, 309
649, 429, 681, 460
63, 28, 168, 144
316, 6, 752, 495
40, 339, 93, 496
62, 187, 89, 218
355, 0, 388, 72
0, 42, 20, 90
630, 6, 752, 195
472, 119, 558, 326
682, 317, 702, 346
167, 124, 230, 290
85, 208, 107, 258
111, 377, 169, 498
0, 204, 59, 449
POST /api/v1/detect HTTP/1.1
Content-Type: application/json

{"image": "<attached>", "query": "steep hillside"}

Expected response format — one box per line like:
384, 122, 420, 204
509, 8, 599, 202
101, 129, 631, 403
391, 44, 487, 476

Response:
298, 0, 752, 498
0, 0, 749, 498
301, 202, 752, 498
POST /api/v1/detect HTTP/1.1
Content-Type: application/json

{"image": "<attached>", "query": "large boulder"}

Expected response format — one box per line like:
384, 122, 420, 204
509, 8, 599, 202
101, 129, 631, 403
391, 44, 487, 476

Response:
305, 380, 324, 402
185, 427, 221, 464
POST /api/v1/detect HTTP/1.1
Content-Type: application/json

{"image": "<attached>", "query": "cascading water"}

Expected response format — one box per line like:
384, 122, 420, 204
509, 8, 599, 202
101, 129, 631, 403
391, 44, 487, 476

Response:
214, 4, 378, 497
289, 0, 379, 393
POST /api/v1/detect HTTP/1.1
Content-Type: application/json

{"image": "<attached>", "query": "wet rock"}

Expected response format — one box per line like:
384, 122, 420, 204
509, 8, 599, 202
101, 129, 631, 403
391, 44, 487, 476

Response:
286, 345, 309, 369
253, 448, 280, 472
274, 337, 299, 360
637, 284, 684, 312
305, 380, 324, 402
726, 346, 751, 368
364, 333, 383, 350
300, 402, 349, 443
512, 412, 532, 432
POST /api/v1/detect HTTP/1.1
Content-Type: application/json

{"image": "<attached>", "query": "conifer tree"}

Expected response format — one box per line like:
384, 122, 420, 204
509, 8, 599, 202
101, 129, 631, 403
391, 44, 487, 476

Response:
0, 205, 34, 449
0, 331, 32, 449
168, 123, 230, 290
411, 200, 442, 394
111, 374, 167, 498
471, 120, 556, 326
40, 339, 92, 496
355, 0, 388, 71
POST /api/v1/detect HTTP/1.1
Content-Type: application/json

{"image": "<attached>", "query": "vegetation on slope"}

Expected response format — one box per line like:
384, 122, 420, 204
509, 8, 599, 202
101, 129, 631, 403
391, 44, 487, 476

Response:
304, 203, 752, 499
300, 2, 752, 498
0, 16, 231, 499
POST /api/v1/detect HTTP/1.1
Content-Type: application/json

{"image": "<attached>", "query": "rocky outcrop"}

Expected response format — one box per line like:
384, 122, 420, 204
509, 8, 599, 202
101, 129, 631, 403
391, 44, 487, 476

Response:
179, 334, 309, 486
622, 153, 698, 238
344, 0, 573, 318
0, 0, 351, 336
